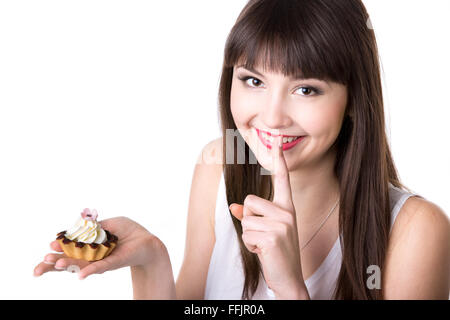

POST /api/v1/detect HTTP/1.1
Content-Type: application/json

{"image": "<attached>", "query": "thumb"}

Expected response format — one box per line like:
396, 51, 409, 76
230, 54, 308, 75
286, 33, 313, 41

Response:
229, 203, 244, 221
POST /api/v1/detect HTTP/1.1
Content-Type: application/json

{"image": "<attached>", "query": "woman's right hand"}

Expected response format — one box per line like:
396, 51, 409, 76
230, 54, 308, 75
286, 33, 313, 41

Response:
33, 216, 164, 280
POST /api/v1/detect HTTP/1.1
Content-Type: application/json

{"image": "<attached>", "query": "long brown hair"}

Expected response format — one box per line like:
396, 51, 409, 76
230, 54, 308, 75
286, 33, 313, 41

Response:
217, 0, 414, 300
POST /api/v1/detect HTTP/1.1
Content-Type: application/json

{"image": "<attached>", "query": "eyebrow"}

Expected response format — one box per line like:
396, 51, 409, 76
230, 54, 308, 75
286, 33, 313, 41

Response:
236, 65, 328, 84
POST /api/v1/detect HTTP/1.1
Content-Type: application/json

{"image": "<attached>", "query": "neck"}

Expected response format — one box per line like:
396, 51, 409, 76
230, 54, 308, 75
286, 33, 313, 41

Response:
284, 147, 340, 226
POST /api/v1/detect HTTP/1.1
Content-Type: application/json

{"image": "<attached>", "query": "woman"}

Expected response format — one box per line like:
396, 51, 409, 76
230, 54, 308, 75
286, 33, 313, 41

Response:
34, 0, 450, 299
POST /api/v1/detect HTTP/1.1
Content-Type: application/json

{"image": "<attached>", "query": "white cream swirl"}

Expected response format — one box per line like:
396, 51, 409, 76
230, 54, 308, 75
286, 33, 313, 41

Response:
65, 217, 106, 244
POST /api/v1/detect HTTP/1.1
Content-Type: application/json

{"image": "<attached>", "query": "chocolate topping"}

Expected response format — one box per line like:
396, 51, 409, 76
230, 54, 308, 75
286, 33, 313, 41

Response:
56, 229, 118, 247
89, 243, 98, 249
57, 231, 66, 237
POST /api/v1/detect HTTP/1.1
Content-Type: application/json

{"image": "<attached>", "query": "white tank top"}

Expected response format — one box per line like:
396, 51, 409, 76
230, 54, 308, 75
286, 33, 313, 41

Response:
204, 171, 421, 300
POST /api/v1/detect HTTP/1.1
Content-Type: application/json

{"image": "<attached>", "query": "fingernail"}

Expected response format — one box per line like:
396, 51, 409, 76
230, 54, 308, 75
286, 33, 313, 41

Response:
43, 260, 55, 265
54, 265, 66, 270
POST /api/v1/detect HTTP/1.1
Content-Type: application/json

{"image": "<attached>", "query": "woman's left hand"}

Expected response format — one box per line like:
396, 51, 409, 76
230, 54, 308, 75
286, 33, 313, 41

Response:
230, 135, 309, 300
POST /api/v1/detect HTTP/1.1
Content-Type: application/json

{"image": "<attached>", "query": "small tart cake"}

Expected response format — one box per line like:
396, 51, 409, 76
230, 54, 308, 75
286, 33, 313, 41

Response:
56, 208, 118, 261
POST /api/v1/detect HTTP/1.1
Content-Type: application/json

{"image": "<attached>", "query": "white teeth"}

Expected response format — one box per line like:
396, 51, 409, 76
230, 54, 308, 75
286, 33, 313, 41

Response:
261, 132, 274, 142
260, 130, 301, 145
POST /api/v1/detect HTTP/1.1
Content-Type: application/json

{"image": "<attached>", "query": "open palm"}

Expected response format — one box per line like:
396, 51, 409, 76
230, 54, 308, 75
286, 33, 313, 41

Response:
34, 216, 160, 279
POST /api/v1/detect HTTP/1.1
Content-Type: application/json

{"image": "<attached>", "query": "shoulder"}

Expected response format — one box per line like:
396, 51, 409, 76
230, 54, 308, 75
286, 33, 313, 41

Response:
191, 137, 224, 226
196, 136, 223, 166
383, 196, 450, 299
192, 137, 223, 211
390, 196, 449, 242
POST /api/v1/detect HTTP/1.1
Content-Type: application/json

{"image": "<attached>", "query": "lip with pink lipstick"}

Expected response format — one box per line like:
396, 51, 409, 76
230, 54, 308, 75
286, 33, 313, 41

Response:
256, 128, 306, 151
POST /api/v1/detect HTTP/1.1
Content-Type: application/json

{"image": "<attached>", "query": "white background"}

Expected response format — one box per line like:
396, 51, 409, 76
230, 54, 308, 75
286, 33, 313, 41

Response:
0, 0, 448, 299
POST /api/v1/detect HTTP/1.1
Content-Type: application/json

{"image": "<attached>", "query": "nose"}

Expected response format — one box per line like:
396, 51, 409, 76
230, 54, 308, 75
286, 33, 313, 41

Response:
260, 91, 292, 129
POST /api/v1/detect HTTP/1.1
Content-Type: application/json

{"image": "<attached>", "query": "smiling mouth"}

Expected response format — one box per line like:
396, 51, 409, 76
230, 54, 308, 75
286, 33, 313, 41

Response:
255, 128, 306, 151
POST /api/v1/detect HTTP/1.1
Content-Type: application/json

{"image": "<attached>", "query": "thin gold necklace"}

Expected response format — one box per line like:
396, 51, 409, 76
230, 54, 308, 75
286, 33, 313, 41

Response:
300, 197, 340, 251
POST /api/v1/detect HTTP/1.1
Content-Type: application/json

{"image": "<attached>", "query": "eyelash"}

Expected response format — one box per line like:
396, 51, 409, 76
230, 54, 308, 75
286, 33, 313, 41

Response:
237, 76, 323, 96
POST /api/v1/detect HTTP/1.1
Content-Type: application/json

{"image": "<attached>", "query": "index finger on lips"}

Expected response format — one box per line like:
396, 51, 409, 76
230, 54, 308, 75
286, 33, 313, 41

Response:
271, 135, 294, 212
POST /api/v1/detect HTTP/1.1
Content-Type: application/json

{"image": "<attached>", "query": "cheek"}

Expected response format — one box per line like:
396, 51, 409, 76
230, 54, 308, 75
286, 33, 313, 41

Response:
297, 84, 347, 137
300, 109, 336, 135
230, 86, 257, 128
298, 99, 346, 137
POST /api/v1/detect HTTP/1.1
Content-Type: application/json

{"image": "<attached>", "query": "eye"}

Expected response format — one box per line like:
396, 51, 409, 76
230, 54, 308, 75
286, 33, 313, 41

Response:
238, 75, 322, 96
238, 76, 265, 88
295, 86, 320, 96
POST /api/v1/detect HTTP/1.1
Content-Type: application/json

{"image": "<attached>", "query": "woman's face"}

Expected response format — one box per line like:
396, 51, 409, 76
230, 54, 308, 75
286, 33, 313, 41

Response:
230, 63, 348, 172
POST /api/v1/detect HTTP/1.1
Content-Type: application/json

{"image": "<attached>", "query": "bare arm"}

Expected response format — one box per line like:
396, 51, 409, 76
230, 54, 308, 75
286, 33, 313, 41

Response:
176, 138, 223, 299
383, 197, 450, 299
130, 138, 222, 300
131, 238, 177, 299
